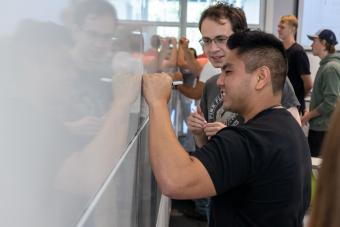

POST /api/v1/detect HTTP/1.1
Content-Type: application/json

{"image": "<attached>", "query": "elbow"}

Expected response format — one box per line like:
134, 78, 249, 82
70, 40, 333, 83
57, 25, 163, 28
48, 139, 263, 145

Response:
158, 177, 182, 198
156, 172, 187, 198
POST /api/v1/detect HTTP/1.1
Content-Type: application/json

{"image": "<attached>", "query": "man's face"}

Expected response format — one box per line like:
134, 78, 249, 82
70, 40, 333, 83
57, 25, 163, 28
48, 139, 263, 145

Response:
311, 37, 324, 57
216, 48, 253, 113
200, 18, 234, 68
73, 14, 115, 65
277, 21, 294, 40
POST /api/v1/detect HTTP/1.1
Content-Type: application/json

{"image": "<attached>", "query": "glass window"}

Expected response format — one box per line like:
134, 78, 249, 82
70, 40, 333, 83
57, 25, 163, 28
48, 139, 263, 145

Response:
109, 0, 143, 20
187, 0, 216, 23
187, 0, 261, 25
186, 27, 205, 55
241, 0, 261, 24
156, 26, 180, 39
147, 0, 180, 22
141, 26, 179, 51
111, 0, 180, 22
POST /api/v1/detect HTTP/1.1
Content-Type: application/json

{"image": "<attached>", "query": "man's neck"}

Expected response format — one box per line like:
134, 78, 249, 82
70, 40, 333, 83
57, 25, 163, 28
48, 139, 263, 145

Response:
242, 96, 281, 123
282, 36, 296, 49
319, 51, 330, 59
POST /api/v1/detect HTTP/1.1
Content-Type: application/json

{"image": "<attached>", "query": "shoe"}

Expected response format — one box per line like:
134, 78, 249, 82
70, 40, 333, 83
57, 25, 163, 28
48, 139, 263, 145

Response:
182, 208, 207, 222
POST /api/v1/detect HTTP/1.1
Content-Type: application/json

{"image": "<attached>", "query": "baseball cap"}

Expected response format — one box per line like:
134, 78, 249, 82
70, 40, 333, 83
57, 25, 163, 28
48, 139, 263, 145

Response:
307, 29, 338, 45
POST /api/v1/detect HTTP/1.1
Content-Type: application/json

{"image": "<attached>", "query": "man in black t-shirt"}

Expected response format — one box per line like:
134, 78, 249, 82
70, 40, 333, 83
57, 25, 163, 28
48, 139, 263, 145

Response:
278, 15, 312, 114
143, 30, 311, 227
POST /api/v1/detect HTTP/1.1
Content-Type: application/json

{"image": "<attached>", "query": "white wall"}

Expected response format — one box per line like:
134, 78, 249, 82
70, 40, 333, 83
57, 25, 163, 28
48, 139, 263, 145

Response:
307, 52, 321, 81
264, 0, 296, 34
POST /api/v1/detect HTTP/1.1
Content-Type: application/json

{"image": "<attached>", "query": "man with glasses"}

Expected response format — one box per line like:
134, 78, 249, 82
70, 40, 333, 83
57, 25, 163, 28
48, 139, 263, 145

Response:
186, 2, 301, 221
191, 4, 300, 144
62, 0, 118, 135
142, 30, 311, 227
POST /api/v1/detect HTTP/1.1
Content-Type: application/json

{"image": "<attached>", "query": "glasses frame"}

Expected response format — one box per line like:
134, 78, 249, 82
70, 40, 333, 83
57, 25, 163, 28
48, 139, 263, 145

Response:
199, 35, 229, 48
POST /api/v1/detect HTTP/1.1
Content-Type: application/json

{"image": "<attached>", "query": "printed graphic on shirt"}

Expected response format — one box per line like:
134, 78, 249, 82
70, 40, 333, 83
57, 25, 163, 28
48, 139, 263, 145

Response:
208, 93, 244, 126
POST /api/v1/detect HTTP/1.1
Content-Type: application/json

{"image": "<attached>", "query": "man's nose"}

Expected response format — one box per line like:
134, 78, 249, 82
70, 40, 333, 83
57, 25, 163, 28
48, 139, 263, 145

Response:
209, 40, 222, 51
216, 74, 224, 87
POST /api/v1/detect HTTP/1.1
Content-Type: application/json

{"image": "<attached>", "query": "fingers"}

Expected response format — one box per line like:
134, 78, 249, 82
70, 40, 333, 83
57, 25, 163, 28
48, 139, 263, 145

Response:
197, 106, 203, 116
204, 122, 226, 137
188, 112, 206, 125
187, 112, 206, 136
142, 73, 172, 105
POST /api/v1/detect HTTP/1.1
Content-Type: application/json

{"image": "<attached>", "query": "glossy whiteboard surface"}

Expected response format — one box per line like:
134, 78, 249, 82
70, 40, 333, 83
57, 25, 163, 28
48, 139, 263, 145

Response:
0, 0, 145, 226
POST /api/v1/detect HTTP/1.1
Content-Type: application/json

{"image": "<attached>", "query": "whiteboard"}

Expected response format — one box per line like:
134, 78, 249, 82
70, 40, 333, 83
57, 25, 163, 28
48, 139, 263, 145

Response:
297, 0, 340, 49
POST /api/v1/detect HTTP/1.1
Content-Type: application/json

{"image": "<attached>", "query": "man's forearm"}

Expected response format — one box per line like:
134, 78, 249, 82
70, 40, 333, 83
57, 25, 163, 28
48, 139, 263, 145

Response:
177, 82, 203, 100
148, 102, 194, 193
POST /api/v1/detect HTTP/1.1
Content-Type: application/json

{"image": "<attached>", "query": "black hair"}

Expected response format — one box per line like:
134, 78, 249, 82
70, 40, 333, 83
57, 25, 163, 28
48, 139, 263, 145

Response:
227, 30, 287, 94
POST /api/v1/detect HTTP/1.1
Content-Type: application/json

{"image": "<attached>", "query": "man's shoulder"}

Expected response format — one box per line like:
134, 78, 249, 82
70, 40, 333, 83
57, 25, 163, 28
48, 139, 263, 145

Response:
320, 58, 340, 77
204, 74, 220, 86
290, 42, 305, 52
200, 62, 221, 82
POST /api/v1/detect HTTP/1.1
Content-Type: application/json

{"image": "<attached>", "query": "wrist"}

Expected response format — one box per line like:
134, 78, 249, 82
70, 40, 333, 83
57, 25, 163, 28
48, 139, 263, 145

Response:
148, 100, 168, 110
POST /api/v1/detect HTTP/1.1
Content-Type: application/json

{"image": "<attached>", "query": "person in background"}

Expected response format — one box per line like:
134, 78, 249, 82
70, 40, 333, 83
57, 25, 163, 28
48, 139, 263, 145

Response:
177, 37, 203, 78
143, 34, 161, 73
176, 37, 205, 100
278, 15, 312, 115
142, 30, 311, 227
159, 37, 178, 72
307, 104, 340, 227
302, 29, 340, 157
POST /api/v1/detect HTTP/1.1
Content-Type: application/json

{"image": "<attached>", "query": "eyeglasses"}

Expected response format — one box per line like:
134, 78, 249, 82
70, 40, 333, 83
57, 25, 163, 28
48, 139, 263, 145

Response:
199, 35, 229, 48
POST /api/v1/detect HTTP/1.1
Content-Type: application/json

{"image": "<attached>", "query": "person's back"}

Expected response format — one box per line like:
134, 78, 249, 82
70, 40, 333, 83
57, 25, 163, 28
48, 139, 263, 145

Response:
194, 108, 311, 226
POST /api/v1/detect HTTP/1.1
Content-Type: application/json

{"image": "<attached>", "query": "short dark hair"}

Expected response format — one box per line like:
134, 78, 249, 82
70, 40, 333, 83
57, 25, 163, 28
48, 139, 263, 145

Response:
73, 0, 117, 27
227, 30, 287, 94
198, 2, 247, 33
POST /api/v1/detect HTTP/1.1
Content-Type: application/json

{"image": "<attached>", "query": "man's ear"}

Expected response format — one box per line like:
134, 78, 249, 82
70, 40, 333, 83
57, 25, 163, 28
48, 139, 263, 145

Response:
292, 26, 297, 35
254, 66, 271, 90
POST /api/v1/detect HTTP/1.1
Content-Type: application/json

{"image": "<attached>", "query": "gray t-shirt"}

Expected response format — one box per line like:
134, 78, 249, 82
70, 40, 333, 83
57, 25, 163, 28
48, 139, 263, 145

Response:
200, 74, 300, 126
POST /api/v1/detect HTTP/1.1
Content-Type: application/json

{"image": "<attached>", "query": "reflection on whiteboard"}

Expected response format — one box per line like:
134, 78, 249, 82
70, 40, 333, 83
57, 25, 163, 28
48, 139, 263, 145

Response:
298, 0, 340, 49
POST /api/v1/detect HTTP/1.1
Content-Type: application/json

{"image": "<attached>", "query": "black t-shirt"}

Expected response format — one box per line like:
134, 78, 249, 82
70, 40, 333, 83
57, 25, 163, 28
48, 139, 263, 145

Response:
192, 108, 311, 227
286, 43, 311, 113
